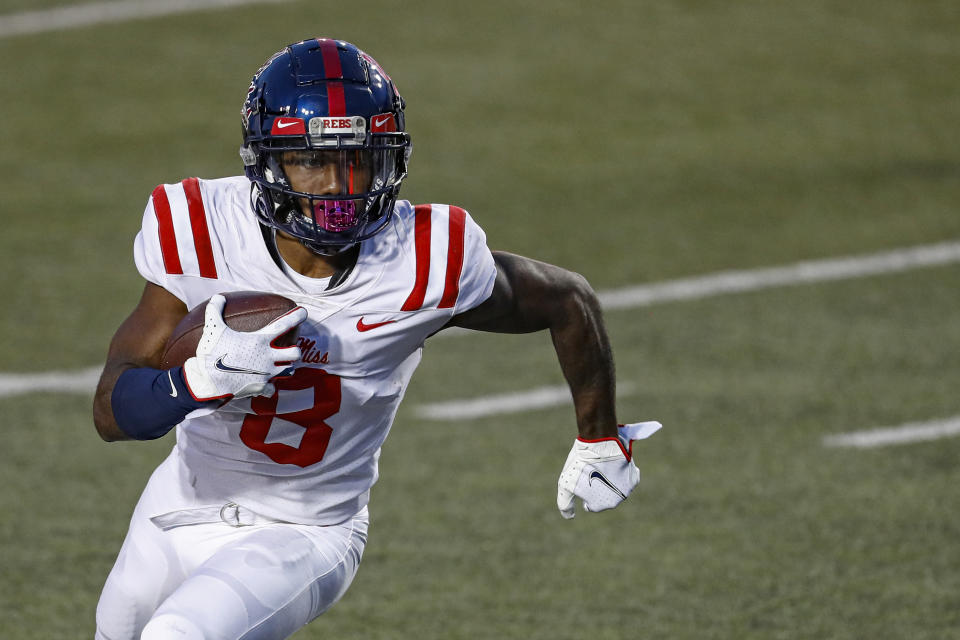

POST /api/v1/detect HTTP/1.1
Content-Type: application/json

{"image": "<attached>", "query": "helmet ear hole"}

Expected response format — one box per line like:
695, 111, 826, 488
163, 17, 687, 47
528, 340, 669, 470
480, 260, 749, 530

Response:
241, 38, 412, 250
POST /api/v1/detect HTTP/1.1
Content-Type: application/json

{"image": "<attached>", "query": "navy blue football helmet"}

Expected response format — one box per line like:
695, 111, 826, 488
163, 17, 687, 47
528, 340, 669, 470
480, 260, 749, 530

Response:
241, 38, 412, 254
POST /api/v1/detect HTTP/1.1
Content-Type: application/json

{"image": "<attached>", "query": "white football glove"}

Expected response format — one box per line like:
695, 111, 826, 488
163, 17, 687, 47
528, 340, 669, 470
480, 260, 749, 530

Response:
557, 421, 662, 519
182, 294, 306, 401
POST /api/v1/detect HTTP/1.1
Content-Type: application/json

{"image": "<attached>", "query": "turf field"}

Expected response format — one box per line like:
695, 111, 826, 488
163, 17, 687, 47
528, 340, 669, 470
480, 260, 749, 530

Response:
1, 1, 959, 638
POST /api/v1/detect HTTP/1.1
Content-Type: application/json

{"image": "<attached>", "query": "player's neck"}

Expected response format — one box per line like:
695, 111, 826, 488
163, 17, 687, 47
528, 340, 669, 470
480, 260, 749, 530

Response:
274, 232, 342, 279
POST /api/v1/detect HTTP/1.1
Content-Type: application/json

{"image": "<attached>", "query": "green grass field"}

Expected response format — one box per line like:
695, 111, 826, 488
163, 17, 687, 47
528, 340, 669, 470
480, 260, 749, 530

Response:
1, 1, 959, 638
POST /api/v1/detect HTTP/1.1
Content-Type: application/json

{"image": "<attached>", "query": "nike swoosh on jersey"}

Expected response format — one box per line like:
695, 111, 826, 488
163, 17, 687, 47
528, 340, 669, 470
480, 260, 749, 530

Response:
166, 370, 178, 398
588, 470, 627, 500
356, 317, 397, 332
214, 356, 270, 376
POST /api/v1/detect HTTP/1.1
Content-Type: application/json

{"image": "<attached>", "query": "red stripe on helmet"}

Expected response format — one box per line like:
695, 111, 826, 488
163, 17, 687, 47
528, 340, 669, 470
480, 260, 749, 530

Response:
326, 82, 346, 117
318, 38, 343, 79
182, 178, 218, 279
151, 184, 182, 275
401, 205, 433, 311
438, 206, 466, 309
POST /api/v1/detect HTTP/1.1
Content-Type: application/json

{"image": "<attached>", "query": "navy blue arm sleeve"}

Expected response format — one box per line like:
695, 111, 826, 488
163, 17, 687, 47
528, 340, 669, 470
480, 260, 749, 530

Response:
110, 367, 211, 440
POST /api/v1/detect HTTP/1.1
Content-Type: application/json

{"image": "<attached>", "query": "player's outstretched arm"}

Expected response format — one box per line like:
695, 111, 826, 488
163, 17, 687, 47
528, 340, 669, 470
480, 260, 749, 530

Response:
93, 283, 189, 441
447, 251, 656, 518
447, 251, 617, 439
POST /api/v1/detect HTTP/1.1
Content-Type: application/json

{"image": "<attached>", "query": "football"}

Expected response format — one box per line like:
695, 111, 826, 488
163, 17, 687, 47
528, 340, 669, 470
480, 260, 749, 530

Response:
161, 291, 300, 369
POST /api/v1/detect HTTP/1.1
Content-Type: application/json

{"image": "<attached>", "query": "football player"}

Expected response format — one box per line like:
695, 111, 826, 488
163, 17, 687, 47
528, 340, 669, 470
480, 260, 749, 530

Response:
92, 38, 655, 640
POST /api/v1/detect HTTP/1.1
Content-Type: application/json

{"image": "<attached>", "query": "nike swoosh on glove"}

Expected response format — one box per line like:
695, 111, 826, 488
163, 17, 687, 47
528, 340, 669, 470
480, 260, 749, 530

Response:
557, 421, 662, 519
182, 294, 306, 401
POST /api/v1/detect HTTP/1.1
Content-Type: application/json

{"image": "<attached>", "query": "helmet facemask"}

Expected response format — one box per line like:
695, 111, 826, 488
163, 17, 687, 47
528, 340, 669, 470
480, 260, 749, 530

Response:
248, 130, 410, 255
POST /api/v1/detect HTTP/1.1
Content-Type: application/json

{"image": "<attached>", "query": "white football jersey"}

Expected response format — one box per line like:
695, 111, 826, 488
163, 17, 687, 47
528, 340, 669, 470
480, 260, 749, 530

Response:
133, 176, 497, 525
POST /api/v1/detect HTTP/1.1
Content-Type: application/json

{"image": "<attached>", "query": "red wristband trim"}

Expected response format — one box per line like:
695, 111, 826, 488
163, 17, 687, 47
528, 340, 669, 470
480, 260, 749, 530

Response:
576, 435, 631, 461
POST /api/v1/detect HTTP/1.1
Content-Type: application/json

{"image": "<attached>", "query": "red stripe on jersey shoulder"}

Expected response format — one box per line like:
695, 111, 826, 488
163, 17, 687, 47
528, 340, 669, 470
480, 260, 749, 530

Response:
181, 178, 218, 279
438, 206, 467, 309
401, 205, 433, 311
151, 184, 182, 275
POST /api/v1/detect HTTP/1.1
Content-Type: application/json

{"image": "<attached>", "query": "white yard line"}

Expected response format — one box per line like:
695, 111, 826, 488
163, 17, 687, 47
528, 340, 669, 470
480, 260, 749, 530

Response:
598, 241, 960, 309
2, 240, 959, 403
415, 385, 574, 420
415, 383, 636, 421
0, 0, 293, 39
0, 366, 102, 398
822, 416, 960, 449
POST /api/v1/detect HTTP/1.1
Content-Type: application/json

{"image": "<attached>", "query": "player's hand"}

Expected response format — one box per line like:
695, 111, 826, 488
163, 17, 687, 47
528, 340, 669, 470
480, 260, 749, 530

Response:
182, 294, 306, 401
557, 421, 662, 519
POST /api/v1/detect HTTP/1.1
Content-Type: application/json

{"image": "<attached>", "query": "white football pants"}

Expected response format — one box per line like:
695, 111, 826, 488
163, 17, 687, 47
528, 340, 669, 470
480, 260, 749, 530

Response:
95, 497, 368, 639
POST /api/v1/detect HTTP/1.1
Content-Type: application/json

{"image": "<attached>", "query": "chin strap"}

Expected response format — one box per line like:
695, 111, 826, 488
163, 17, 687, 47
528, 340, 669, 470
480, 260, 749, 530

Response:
323, 243, 360, 289
302, 236, 357, 258
260, 224, 360, 290
259, 224, 285, 271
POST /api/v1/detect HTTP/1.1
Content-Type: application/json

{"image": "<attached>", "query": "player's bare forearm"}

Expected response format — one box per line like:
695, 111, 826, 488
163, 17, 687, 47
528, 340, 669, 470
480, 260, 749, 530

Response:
447, 252, 618, 439
93, 283, 187, 441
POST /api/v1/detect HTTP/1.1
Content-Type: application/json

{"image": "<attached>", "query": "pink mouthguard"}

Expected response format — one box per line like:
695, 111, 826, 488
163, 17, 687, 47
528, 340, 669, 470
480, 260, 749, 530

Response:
313, 200, 358, 232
